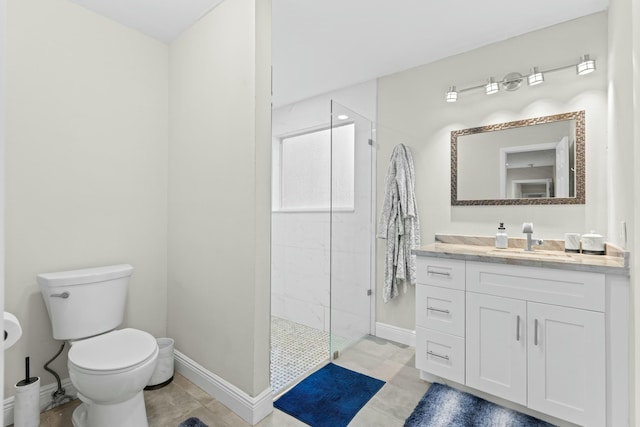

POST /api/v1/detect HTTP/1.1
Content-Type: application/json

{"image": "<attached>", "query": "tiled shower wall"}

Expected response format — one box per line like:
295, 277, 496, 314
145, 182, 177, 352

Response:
271, 212, 331, 331
271, 209, 372, 336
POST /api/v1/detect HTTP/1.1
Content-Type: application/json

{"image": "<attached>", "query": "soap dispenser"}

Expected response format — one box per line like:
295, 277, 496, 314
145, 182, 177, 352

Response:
496, 222, 508, 249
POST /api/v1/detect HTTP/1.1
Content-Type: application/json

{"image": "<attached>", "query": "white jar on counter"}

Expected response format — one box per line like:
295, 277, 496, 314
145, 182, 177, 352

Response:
581, 231, 605, 255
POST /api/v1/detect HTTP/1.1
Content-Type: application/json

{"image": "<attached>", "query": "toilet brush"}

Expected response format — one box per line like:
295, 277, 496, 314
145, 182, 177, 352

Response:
14, 357, 40, 427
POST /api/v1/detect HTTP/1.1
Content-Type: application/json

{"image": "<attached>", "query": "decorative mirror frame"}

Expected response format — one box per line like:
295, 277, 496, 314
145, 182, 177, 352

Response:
451, 110, 585, 206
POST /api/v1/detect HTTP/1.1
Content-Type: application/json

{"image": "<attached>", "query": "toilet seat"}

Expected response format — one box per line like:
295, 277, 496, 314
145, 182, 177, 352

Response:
69, 328, 158, 375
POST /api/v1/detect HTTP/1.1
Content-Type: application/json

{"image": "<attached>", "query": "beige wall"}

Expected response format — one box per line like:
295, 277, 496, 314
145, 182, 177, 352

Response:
376, 13, 608, 329
4, 0, 169, 397
634, 0, 640, 423
609, 0, 640, 424
3, 0, 271, 405
252, 0, 272, 394
167, 0, 271, 397
0, 0, 5, 407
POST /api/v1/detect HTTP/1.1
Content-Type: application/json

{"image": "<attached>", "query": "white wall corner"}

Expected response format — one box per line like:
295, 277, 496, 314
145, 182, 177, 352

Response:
375, 322, 416, 347
174, 350, 273, 425
3, 378, 77, 427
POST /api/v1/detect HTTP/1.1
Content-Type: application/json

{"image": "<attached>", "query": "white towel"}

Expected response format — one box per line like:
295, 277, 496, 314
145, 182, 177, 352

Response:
377, 144, 420, 302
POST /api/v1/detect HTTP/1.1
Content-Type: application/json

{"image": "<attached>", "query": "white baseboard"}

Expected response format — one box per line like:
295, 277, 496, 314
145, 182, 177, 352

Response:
4, 352, 274, 427
174, 350, 273, 425
375, 322, 416, 347
3, 378, 77, 427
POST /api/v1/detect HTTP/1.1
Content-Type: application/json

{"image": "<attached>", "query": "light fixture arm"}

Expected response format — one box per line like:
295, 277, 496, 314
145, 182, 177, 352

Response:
457, 83, 486, 94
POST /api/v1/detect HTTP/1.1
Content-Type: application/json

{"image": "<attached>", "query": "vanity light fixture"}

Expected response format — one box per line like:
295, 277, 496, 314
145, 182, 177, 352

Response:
445, 86, 458, 102
527, 67, 544, 86
485, 77, 499, 95
337, 114, 349, 120
576, 54, 596, 75
445, 54, 596, 102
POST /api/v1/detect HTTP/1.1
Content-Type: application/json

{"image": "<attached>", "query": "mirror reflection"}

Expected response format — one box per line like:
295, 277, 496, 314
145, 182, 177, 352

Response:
451, 111, 585, 206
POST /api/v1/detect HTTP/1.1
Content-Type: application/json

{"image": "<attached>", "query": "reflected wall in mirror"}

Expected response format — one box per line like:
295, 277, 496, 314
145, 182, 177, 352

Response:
451, 111, 585, 205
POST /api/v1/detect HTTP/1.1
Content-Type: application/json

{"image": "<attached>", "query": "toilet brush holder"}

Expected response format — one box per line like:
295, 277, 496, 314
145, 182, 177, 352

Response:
14, 356, 40, 427
14, 377, 40, 427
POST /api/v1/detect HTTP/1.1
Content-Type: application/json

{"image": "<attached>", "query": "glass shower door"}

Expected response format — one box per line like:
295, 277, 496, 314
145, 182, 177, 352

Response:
329, 101, 374, 358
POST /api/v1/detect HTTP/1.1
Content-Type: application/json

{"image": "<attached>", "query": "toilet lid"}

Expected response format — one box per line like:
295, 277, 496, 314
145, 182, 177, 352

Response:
68, 328, 158, 372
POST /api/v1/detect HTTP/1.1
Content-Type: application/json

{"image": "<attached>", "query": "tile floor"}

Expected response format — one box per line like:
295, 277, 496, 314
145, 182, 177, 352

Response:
270, 316, 329, 393
29, 335, 430, 427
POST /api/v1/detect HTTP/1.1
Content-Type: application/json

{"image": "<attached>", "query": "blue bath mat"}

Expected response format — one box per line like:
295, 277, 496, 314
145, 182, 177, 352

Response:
274, 363, 385, 427
405, 383, 555, 426
178, 417, 208, 427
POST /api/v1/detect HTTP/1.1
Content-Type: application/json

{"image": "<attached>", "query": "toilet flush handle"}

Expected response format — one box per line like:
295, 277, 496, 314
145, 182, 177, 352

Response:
50, 292, 70, 299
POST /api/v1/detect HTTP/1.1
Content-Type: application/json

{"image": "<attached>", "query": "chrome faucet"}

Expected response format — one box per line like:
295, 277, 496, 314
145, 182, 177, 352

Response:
522, 222, 544, 251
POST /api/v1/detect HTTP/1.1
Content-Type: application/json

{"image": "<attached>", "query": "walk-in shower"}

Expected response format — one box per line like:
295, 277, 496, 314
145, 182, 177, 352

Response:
270, 100, 375, 394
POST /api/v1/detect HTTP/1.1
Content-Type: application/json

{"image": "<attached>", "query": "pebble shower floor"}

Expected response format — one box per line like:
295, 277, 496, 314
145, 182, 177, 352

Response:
270, 317, 329, 394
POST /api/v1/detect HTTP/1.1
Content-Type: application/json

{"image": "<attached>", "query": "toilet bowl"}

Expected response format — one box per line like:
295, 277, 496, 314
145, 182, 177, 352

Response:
68, 328, 159, 427
37, 264, 159, 427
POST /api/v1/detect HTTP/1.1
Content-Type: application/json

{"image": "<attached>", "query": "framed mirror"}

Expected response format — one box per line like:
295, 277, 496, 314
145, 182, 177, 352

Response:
451, 111, 585, 206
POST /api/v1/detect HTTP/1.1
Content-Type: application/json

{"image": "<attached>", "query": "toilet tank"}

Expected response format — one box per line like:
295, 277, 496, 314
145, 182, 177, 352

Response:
37, 264, 134, 340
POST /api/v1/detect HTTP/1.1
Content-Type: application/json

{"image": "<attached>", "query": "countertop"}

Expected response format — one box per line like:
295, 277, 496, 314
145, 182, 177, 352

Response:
412, 234, 629, 275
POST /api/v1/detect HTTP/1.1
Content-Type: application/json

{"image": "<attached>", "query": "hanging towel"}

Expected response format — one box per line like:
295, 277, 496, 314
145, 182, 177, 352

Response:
377, 144, 420, 303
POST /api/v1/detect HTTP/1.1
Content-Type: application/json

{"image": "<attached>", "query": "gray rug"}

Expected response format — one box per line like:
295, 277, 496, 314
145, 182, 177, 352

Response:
405, 383, 555, 426
178, 417, 208, 427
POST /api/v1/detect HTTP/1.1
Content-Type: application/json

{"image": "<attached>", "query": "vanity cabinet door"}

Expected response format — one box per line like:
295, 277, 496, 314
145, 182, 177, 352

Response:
527, 302, 605, 427
466, 292, 527, 405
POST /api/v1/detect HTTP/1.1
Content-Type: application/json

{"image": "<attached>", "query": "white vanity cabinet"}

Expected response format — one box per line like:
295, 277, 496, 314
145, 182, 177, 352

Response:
466, 294, 604, 426
415, 255, 625, 427
414, 257, 466, 384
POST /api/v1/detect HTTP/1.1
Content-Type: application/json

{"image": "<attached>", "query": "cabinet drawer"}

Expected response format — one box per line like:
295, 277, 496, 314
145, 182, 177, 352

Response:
416, 285, 465, 336
416, 257, 465, 290
466, 261, 605, 312
415, 327, 465, 384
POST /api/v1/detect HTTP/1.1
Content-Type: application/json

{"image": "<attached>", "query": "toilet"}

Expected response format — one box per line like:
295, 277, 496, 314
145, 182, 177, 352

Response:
38, 264, 159, 427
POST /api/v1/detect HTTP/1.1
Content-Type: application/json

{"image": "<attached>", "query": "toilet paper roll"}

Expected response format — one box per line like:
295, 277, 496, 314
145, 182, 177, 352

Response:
4, 312, 23, 350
